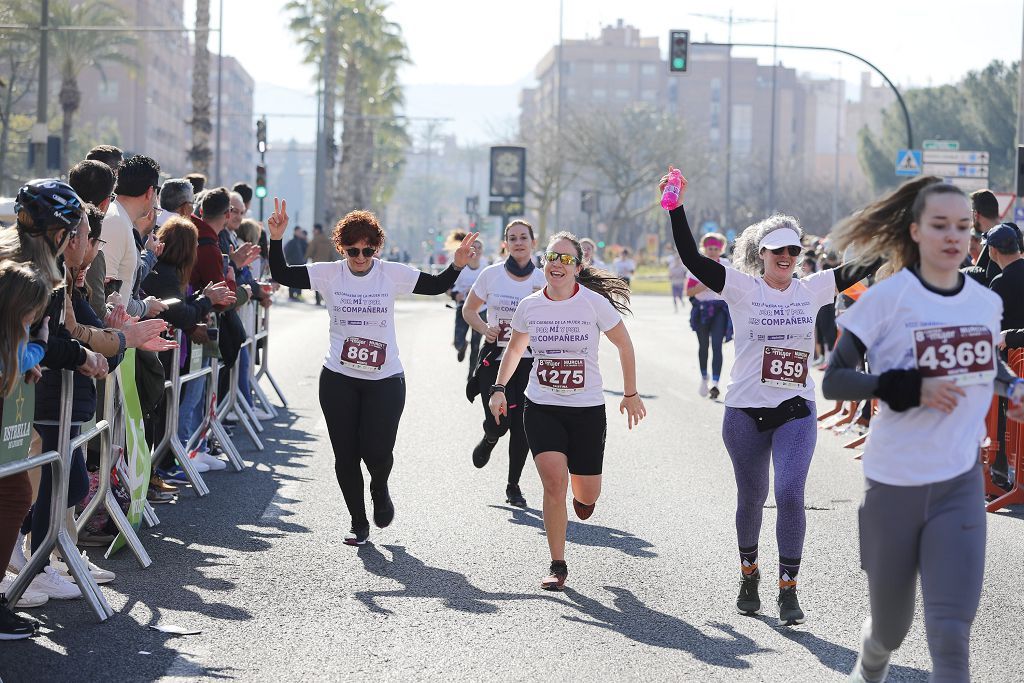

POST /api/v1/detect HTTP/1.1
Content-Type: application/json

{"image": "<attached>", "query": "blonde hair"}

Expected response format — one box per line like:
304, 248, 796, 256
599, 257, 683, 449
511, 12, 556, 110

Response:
831, 176, 962, 274
700, 232, 727, 252
0, 260, 50, 397
732, 215, 804, 275
0, 225, 62, 287
237, 218, 262, 246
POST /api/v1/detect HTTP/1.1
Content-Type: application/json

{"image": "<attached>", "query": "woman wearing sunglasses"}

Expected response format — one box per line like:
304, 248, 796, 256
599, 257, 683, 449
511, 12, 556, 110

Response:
489, 232, 644, 591
659, 166, 880, 626
266, 198, 479, 546
462, 220, 546, 508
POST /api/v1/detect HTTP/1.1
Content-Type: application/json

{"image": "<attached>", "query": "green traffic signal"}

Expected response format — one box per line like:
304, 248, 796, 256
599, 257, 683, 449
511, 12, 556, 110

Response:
255, 186, 267, 199
672, 57, 685, 70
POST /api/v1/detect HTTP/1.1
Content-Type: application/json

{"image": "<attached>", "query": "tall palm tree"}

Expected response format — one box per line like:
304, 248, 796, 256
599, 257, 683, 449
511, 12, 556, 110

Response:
48, 0, 134, 173
287, 0, 346, 220
189, 0, 212, 175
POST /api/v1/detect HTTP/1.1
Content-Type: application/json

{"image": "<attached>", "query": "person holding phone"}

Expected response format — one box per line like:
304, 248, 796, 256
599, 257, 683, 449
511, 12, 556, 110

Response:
660, 166, 881, 626
267, 198, 479, 546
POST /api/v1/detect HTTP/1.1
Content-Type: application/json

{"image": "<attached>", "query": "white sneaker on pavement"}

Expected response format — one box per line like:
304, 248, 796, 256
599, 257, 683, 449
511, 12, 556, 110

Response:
193, 451, 227, 471
0, 576, 48, 608
186, 455, 212, 473
52, 551, 116, 585
698, 378, 709, 397
27, 566, 82, 600
6, 534, 27, 574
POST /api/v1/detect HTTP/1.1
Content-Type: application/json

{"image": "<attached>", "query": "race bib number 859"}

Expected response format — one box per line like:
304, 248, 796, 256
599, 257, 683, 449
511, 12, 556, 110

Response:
760, 346, 809, 389
341, 337, 387, 372
913, 325, 995, 386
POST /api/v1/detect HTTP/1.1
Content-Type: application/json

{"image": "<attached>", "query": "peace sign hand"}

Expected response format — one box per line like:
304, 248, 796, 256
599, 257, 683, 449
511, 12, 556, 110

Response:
267, 197, 289, 241
453, 231, 480, 268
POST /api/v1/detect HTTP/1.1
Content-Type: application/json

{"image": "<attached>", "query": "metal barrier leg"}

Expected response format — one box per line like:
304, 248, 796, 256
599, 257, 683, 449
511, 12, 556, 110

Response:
142, 500, 160, 527
103, 489, 152, 567
262, 370, 289, 408
236, 387, 265, 433
222, 363, 263, 451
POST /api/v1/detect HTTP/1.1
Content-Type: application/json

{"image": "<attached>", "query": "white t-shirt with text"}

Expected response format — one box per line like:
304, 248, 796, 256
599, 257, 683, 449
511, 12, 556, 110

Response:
470, 263, 546, 357
838, 269, 1002, 486
308, 259, 420, 379
720, 267, 837, 408
512, 285, 623, 407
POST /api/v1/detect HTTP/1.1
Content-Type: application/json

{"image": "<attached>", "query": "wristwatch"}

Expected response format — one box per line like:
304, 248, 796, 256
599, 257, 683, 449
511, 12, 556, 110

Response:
489, 384, 506, 397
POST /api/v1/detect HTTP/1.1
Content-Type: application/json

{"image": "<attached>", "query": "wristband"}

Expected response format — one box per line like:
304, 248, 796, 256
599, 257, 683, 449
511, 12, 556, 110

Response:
623, 392, 638, 398
489, 384, 506, 397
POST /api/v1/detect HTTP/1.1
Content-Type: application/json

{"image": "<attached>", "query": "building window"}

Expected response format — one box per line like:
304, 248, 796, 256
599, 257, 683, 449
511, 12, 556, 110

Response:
641, 89, 656, 101
615, 89, 630, 99
641, 63, 656, 76
593, 88, 607, 99
616, 63, 630, 75
731, 104, 753, 155
593, 62, 607, 74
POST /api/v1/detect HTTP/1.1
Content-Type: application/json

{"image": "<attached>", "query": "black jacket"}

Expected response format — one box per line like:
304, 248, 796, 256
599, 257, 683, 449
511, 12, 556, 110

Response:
990, 259, 1024, 332
143, 260, 214, 332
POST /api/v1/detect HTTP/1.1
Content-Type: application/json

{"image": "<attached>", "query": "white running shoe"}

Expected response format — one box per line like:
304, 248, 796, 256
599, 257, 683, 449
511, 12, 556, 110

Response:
698, 378, 709, 397
27, 566, 82, 600
186, 455, 212, 473
52, 551, 116, 585
0, 576, 48, 608
252, 408, 274, 421
193, 451, 227, 471
6, 534, 27, 574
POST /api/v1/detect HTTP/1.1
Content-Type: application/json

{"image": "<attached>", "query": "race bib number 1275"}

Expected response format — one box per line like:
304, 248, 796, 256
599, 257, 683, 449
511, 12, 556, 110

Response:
536, 358, 585, 394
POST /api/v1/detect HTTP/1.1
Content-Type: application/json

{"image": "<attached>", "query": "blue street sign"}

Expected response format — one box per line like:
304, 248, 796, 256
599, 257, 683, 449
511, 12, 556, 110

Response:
895, 149, 922, 177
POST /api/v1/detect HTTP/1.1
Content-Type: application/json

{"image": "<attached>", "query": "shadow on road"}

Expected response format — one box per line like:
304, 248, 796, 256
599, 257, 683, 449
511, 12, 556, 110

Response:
489, 504, 657, 558
353, 544, 562, 615
562, 585, 770, 669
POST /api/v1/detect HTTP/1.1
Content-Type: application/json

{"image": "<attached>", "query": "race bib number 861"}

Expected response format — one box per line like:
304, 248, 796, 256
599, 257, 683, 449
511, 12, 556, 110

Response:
913, 325, 995, 386
341, 337, 387, 372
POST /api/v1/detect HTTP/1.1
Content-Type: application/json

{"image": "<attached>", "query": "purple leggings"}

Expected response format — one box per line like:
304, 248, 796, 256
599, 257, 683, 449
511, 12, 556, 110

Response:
721, 403, 817, 559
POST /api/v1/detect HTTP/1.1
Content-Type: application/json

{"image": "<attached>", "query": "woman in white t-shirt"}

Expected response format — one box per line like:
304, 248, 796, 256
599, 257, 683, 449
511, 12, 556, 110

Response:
488, 231, 645, 591
613, 249, 636, 286
661, 166, 880, 626
686, 232, 731, 399
267, 199, 478, 546
463, 220, 547, 508
822, 178, 1024, 683
448, 234, 485, 376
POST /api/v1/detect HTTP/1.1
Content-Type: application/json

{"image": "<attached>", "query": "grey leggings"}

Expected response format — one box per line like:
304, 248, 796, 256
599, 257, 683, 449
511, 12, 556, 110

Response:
721, 403, 817, 559
858, 464, 985, 682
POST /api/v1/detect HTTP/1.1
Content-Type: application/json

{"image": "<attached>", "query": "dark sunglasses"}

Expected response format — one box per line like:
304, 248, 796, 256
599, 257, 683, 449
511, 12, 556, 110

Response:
768, 246, 802, 257
345, 247, 376, 258
545, 251, 579, 266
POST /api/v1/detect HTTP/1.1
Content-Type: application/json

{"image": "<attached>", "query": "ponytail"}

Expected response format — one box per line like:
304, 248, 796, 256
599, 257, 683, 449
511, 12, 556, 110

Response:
548, 231, 632, 315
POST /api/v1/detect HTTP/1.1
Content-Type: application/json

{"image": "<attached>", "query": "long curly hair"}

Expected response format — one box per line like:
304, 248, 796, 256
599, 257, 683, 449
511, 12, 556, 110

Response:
548, 231, 631, 315
731, 214, 804, 275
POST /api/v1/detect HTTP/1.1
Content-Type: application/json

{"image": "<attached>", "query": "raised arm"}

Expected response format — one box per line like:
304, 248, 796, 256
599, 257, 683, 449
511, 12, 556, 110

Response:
412, 231, 479, 295
830, 258, 884, 293
669, 205, 726, 294
266, 198, 312, 289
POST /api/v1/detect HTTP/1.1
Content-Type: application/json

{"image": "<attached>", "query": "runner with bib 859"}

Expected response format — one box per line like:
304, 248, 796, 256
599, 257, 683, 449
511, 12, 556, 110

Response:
267, 198, 479, 546
488, 231, 644, 591
821, 177, 1024, 683
660, 165, 881, 626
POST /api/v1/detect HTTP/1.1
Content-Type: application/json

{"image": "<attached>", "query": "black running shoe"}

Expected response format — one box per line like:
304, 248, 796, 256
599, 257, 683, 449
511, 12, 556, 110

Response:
541, 560, 568, 591
736, 570, 761, 614
572, 498, 596, 520
0, 597, 36, 640
472, 437, 497, 468
778, 586, 806, 625
371, 488, 395, 528
505, 484, 527, 508
457, 345, 467, 362
344, 522, 370, 546
708, 386, 720, 400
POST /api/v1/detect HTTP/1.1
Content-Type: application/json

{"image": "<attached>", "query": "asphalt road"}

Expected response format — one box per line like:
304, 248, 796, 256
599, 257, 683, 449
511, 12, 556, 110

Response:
3, 293, 1023, 682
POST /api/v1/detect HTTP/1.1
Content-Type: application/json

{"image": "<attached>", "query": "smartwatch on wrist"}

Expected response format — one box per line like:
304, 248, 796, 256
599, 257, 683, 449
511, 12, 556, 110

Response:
489, 384, 506, 397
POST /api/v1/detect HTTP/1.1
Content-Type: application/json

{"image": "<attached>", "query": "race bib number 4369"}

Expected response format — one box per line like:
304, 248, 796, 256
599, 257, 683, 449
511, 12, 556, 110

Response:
536, 358, 585, 394
341, 337, 387, 372
913, 325, 995, 386
760, 346, 809, 389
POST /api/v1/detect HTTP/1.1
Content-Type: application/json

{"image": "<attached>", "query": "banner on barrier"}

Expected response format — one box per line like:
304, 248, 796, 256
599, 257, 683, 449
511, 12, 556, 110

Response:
0, 381, 35, 466
109, 350, 152, 555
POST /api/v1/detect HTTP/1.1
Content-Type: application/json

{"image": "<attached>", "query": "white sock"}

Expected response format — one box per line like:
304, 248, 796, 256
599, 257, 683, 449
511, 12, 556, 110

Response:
857, 617, 891, 682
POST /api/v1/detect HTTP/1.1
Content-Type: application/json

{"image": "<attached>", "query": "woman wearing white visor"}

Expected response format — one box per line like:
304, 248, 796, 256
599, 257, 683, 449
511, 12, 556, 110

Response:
660, 166, 881, 626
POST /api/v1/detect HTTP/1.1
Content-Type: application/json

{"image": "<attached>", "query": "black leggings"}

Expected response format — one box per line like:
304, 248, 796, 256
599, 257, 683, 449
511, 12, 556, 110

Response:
695, 306, 728, 380
477, 354, 532, 486
319, 367, 406, 527
22, 425, 89, 563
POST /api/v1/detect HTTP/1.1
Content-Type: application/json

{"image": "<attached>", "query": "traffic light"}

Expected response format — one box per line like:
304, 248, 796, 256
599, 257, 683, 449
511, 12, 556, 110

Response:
256, 119, 267, 154
580, 190, 598, 214
255, 163, 267, 198
669, 30, 689, 73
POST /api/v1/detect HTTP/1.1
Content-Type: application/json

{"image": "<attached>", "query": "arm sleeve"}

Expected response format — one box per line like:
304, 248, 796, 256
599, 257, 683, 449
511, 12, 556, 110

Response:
994, 356, 1018, 397
511, 297, 529, 334
269, 239, 311, 288
18, 341, 46, 371
1005, 329, 1024, 349
125, 296, 146, 318
821, 331, 877, 400
40, 333, 86, 370
668, 206, 725, 293
831, 258, 884, 293
412, 264, 460, 295
139, 249, 158, 282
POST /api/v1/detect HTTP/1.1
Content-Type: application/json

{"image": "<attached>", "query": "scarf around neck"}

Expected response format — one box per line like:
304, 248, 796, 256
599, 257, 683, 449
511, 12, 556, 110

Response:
504, 255, 535, 277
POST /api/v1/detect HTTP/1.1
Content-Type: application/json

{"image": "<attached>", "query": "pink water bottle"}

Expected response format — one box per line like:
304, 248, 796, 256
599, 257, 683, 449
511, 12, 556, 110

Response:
661, 169, 682, 210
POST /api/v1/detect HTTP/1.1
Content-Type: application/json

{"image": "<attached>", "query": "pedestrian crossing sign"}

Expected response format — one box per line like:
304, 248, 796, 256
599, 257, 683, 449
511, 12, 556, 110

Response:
895, 149, 922, 176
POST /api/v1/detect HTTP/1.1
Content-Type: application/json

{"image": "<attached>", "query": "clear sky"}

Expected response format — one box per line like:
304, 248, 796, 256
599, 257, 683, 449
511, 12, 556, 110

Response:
188, 0, 1024, 141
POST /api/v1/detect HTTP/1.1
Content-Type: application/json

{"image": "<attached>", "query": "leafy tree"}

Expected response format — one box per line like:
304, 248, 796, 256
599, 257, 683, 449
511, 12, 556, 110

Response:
0, 0, 38, 193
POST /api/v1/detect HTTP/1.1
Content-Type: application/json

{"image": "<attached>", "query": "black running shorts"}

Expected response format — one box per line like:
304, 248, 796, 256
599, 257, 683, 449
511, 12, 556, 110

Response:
523, 399, 607, 475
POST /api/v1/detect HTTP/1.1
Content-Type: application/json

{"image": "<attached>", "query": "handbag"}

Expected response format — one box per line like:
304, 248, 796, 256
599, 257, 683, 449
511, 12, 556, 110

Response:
740, 396, 811, 433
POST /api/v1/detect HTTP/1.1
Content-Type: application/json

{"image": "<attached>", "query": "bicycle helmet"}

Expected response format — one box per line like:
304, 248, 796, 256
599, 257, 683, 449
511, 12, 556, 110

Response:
15, 179, 84, 236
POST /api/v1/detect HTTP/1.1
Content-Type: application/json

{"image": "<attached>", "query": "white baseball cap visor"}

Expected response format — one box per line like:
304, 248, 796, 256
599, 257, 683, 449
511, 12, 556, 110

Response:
759, 228, 802, 250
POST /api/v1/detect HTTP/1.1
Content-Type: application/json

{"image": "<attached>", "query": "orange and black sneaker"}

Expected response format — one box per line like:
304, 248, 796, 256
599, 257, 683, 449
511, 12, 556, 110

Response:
737, 567, 761, 614
572, 498, 596, 520
541, 560, 568, 591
